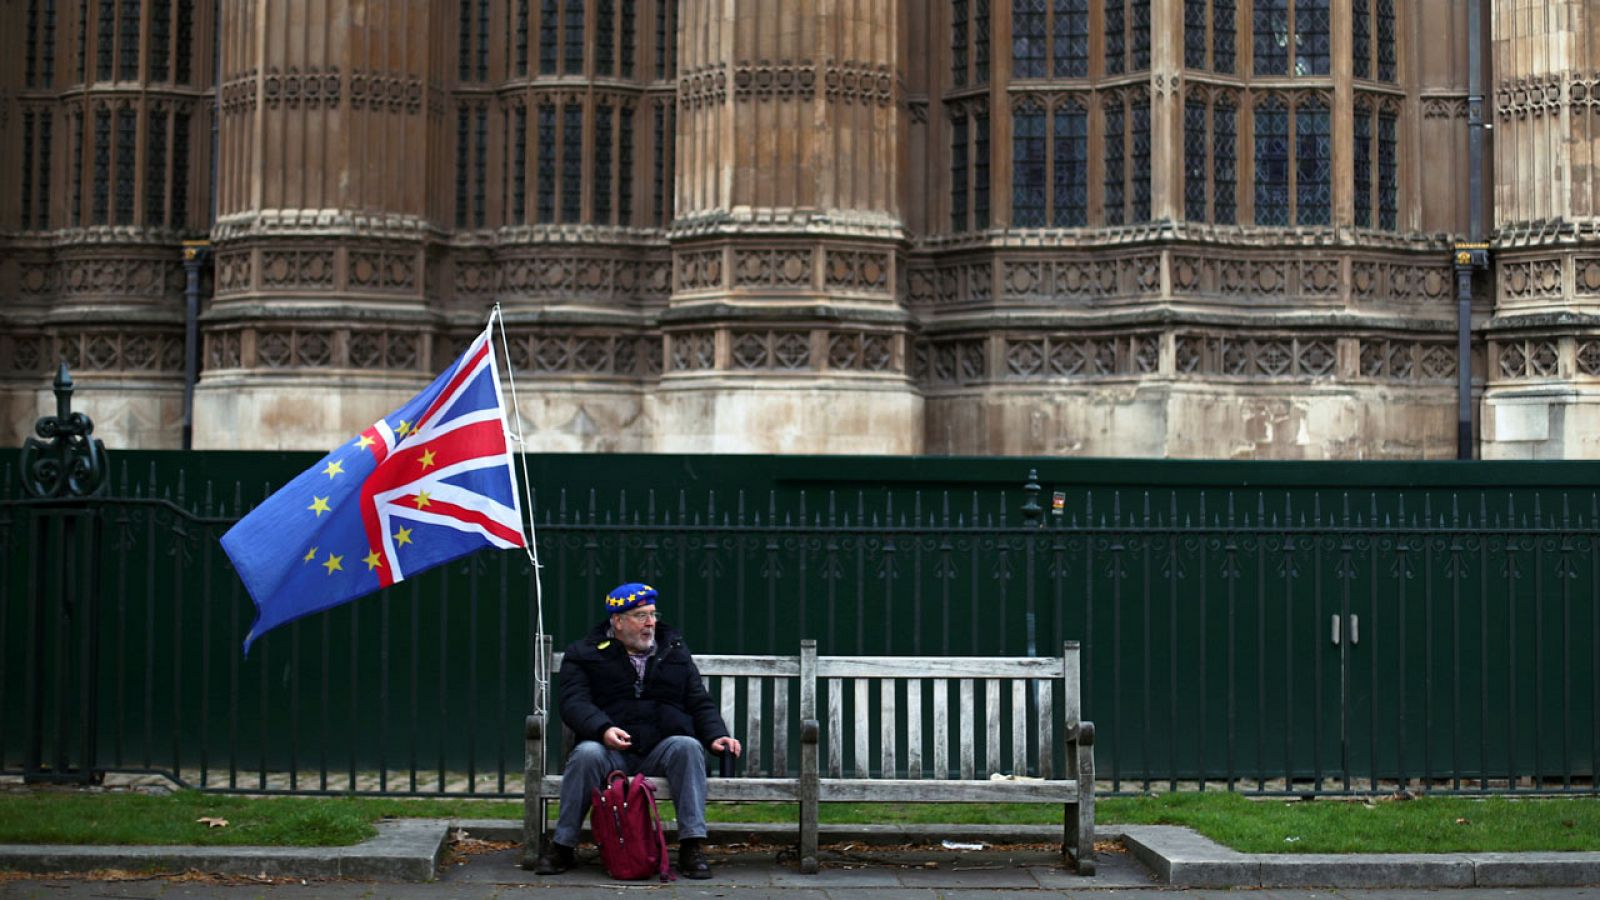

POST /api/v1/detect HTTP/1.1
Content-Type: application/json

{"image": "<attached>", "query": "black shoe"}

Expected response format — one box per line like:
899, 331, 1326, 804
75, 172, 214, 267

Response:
678, 839, 712, 879
532, 841, 576, 875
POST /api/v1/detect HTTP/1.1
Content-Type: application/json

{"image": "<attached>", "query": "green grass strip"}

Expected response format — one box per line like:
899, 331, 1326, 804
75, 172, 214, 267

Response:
2, 790, 1598, 853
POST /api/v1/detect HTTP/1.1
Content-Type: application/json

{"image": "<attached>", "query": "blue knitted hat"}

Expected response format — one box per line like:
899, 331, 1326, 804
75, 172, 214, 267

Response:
605, 582, 658, 615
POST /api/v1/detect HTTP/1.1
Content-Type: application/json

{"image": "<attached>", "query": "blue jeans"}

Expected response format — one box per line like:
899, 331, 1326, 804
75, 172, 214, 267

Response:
553, 735, 709, 847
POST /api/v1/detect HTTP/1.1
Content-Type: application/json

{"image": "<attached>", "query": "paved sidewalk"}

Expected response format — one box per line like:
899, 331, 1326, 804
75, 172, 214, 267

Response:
1, 819, 1598, 891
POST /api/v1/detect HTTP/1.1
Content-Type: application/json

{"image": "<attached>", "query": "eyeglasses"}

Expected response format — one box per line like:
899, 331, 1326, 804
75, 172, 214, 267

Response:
621, 610, 658, 623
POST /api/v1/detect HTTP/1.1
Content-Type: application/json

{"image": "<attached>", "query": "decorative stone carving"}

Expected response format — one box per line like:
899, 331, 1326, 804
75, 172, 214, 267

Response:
260, 248, 335, 289
349, 248, 418, 293
1501, 258, 1564, 300
1576, 259, 1600, 295
669, 331, 716, 371
729, 331, 812, 370
733, 59, 817, 102
1495, 339, 1561, 379
262, 65, 342, 110
1578, 340, 1600, 376
1176, 334, 1339, 378
348, 70, 424, 114
823, 60, 893, 106
826, 332, 895, 372
55, 331, 184, 373
215, 251, 253, 295
678, 64, 728, 109
734, 248, 813, 288
676, 249, 724, 291
824, 249, 890, 292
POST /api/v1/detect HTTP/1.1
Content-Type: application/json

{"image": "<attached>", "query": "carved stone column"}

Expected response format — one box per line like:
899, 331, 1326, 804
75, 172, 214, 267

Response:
197, 0, 444, 449
657, 0, 921, 453
1481, 0, 1600, 458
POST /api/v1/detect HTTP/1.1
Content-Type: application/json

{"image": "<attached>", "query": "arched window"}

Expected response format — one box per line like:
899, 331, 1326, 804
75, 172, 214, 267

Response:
1012, 99, 1047, 226
1253, 95, 1288, 225
1253, 92, 1331, 227
1353, 0, 1396, 82
1053, 98, 1089, 226
1295, 94, 1330, 225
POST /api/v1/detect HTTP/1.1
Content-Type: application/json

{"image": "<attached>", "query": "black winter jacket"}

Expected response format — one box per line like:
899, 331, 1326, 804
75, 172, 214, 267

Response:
557, 620, 730, 756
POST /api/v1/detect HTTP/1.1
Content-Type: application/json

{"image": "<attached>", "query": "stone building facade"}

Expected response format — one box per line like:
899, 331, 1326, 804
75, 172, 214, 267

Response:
0, 0, 1596, 458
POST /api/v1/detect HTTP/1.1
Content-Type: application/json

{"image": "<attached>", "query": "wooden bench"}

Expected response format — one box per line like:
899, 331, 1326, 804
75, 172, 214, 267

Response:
522, 638, 1096, 875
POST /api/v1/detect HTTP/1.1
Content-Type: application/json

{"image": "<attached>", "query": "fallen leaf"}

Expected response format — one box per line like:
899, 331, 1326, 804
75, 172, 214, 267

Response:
1455, 818, 1470, 825
196, 817, 228, 828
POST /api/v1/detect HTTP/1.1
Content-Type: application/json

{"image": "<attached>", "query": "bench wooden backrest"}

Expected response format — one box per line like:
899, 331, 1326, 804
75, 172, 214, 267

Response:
541, 641, 1082, 781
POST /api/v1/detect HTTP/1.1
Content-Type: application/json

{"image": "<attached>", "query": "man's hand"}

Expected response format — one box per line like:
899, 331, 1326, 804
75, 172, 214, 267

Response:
603, 726, 633, 750
711, 736, 742, 757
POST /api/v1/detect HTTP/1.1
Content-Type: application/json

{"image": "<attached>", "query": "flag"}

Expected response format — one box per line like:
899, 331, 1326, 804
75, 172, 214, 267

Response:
221, 323, 525, 655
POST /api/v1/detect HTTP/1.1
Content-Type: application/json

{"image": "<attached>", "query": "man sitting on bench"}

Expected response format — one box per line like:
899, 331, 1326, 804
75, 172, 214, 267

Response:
533, 582, 743, 879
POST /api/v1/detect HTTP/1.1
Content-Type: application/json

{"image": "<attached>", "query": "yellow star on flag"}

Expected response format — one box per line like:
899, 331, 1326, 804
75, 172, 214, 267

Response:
418, 449, 437, 470
413, 491, 432, 509
396, 419, 413, 437
393, 526, 413, 546
308, 496, 331, 517
322, 553, 344, 574
322, 460, 345, 478
363, 550, 383, 571
303, 546, 318, 563
355, 434, 375, 450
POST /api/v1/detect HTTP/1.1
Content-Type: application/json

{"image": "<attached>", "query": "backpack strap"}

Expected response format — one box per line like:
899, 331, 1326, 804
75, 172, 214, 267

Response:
630, 774, 675, 883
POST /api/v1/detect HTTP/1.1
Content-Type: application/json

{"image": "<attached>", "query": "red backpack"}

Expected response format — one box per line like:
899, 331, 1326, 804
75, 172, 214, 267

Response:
590, 770, 674, 882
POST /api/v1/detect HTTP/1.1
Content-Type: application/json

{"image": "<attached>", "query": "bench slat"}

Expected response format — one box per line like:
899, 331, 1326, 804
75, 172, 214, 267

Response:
985, 679, 1000, 777
1012, 680, 1027, 776
536, 775, 804, 803
906, 678, 922, 779
719, 677, 736, 758
745, 676, 762, 777
959, 679, 975, 780
827, 677, 843, 778
816, 657, 1064, 679
1039, 679, 1054, 779
854, 680, 869, 778
818, 778, 1081, 803
881, 679, 897, 778
932, 679, 948, 779
773, 678, 789, 776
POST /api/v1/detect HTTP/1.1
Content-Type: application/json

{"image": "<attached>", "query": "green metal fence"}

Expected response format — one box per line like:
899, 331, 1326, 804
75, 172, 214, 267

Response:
3, 451, 1598, 796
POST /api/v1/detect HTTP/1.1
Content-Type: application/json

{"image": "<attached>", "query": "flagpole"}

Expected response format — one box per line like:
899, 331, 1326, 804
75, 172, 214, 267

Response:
489, 303, 549, 716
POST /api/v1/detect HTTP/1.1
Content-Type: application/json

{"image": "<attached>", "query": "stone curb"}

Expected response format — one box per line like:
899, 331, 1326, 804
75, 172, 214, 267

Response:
0, 819, 448, 883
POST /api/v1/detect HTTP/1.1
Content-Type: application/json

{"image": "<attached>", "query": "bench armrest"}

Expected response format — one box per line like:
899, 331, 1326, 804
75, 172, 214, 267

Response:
1072, 720, 1095, 747
526, 714, 545, 741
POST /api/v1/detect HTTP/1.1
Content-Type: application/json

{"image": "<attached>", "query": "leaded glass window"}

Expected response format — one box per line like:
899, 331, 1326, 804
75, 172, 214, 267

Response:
514, 107, 528, 221
455, 106, 470, 226
619, 105, 634, 222
25, 0, 57, 87
1012, 101, 1046, 226
540, 0, 558, 74
952, 0, 968, 86
1376, 0, 1395, 81
1295, 95, 1330, 224
38, 113, 52, 228
1013, 0, 1046, 79
1104, 101, 1124, 225
172, 110, 189, 227
458, 1, 473, 80
21, 112, 36, 229
1184, 0, 1207, 69
656, 0, 672, 78
75, 0, 85, 83
597, 0, 614, 76
537, 103, 556, 222
118, 0, 138, 80
516, 0, 529, 75
70, 109, 83, 226
474, 106, 488, 226
1105, 0, 1124, 75
974, 0, 990, 83
564, 0, 584, 74
653, 103, 669, 225
26, 1, 38, 86
175, 0, 193, 83
114, 106, 135, 224
1130, 0, 1151, 71
1353, 0, 1370, 79
146, 109, 167, 226
951, 114, 968, 230
1378, 108, 1397, 229
96, 1, 112, 79
1253, 95, 1288, 226
477, 0, 490, 80
1131, 97, 1150, 222
92, 108, 110, 224
1253, 0, 1287, 75
1353, 102, 1371, 227
1294, 0, 1328, 76
622, 0, 635, 78
594, 103, 613, 222
1184, 98, 1207, 221
1055, 0, 1088, 77
975, 113, 990, 227
1213, 0, 1234, 72
1213, 98, 1236, 223
1053, 101, 1088, 226
150, 0, 170, 81
562, 102, 583, 221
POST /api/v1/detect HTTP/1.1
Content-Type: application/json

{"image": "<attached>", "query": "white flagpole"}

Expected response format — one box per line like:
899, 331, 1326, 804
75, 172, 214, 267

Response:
488, 303, 549, 715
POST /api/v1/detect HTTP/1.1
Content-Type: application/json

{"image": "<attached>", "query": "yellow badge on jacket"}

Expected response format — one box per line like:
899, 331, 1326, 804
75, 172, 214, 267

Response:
597, 640, 612, 650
